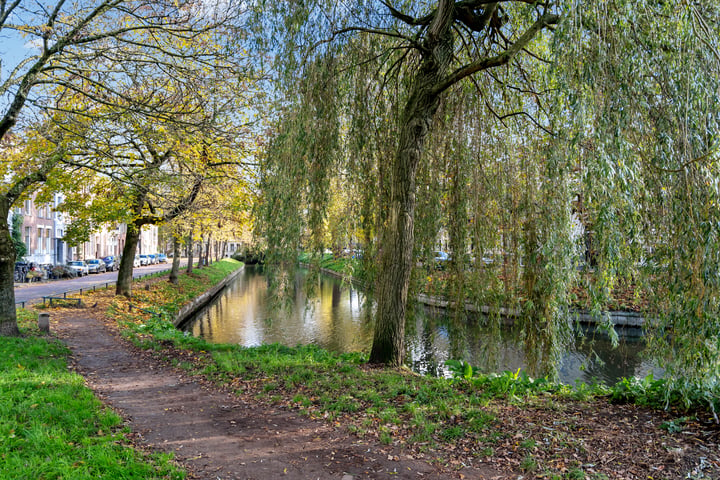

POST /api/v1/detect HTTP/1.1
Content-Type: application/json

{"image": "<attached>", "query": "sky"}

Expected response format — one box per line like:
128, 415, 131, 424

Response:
1, 29, 34, 77
1, 27, 39, 116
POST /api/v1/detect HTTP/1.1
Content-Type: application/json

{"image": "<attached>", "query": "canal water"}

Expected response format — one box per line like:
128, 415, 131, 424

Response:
183, 267, 658, 385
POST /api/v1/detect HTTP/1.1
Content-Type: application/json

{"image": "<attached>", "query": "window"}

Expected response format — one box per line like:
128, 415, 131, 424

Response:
24, 200, 31, 215
37, 227, 42, 253
24, 227, 31, 253
46, 229, 52, 254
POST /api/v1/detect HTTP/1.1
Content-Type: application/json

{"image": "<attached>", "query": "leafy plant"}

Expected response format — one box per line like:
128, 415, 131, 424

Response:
445, 359, 475, 380
660, 416, 693, 434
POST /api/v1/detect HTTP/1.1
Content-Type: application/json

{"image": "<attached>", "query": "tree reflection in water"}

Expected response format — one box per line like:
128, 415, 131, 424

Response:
185, 267, 659, 385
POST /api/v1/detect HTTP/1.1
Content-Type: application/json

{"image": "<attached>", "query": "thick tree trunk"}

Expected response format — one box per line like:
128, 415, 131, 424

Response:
0, 198, 20, 336
169, 236, 181, 284
368, 5, 454, 365
116, 224, 140, 297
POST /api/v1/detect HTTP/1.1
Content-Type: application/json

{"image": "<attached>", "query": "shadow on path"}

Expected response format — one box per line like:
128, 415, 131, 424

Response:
54, 311, 495, 479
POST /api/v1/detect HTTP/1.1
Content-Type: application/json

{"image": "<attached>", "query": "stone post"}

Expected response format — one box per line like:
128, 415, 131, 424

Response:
38, 312, 50, 333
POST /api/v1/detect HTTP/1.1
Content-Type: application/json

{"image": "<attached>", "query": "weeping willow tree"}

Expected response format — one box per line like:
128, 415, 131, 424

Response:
256, 0, 720, 396
257, 0, 562, 367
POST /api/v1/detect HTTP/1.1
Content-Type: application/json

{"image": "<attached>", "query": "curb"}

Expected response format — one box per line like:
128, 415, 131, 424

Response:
172, 266, 244, 328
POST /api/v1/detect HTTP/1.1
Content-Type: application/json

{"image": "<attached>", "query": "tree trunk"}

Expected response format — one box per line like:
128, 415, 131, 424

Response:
196, 235, 204, 269
169, 235, 181, 284
186, 226, 194, 274
116, 223, 140, 297
369, 3, 454, 366
204, 234, 211, 266
0, 198, 20, 336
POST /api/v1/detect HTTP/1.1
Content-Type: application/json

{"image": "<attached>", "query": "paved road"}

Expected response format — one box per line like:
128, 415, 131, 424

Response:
14, 262, 185, 305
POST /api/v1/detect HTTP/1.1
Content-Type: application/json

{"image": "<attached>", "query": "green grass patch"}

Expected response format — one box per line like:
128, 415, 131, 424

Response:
1, 312, 184, 479
95, 257, 719, 480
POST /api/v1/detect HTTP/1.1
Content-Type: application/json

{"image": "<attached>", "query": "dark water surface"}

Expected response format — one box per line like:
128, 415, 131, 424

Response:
184, 267, 659, 385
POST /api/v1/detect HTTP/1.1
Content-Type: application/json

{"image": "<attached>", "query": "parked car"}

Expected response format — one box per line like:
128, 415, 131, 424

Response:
133, 256, 141, 267
148, 254, 157, 264
157, 253, 168, 263
86, 259, 107, 274
68, 260, 89, 276
102, 255, 118, 271
139, 254, 150, 266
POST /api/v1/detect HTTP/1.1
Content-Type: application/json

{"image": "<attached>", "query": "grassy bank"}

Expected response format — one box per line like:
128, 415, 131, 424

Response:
18, 258, 718, 479
95, 259, 718, 479
0, 310, 184, 479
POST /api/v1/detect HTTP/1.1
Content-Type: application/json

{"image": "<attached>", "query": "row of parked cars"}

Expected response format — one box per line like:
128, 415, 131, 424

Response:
67, 253, 167, 277
135, 253, 167, 267
67, 255, 117, 276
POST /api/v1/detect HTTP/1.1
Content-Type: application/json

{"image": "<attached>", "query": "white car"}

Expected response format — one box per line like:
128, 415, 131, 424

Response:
68, 260, 89, 276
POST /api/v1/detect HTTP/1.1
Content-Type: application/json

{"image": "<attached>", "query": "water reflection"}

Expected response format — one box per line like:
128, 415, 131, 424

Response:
185, 267, 659, 385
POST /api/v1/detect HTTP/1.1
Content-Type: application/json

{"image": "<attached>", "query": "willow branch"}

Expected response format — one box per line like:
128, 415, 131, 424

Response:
432, 11, 558, 96
380, 0, 435, 26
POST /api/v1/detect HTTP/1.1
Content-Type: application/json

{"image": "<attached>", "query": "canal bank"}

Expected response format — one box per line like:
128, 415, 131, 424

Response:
316, 265, 646, 327
94, 262, 719, 480
172, 264, 244, 328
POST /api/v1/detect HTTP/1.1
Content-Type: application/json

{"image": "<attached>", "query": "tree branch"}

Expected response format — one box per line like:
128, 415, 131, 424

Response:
0, 0, 21, 30
432, 11, 558, 96
380, 0, 435, 26
455, 2, 497, 32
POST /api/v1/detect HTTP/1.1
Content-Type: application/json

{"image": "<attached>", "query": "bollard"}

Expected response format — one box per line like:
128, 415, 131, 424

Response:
38, 312, 50, 333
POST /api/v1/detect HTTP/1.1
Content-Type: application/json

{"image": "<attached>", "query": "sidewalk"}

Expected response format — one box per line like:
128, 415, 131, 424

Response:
53, 308, 473, 480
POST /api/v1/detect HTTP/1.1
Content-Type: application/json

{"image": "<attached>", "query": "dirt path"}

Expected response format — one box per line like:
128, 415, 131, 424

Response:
54, 312, 500, 480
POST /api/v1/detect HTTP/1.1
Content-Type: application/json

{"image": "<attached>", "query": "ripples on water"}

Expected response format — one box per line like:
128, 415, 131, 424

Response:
185, 267, 659, 385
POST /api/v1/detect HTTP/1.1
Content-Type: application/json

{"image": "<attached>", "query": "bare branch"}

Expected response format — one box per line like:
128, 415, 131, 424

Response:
379, 0, 434, 26
308, 25, 419, 56
0, 0, 21, 30
432, 11, 558, 96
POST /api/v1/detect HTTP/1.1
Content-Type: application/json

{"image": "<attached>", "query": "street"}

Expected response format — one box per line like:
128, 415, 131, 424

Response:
14, 261, 185, 306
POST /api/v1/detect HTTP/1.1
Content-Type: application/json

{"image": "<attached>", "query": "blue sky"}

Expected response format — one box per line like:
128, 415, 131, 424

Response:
1, 23, 43, 80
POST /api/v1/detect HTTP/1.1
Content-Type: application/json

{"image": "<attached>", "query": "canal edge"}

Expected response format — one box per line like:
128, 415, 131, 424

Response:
172, 265, 245, 329
315, 265, 644, 328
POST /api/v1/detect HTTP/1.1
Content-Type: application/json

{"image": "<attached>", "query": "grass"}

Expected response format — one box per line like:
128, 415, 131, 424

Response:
0, 310, 184, 479
113, 262, 606, 462
15, 257, 717, 479
113, 264, 510, 452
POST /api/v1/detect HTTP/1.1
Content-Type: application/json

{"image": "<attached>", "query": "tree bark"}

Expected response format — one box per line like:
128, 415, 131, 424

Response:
116, 224, 140, 297
196, 234, 204, 269
169, 235, 181, 284
369, 1, 454, 366
0, 197, 20, 336
204, 234, 211, 266
186, 229, 194, 274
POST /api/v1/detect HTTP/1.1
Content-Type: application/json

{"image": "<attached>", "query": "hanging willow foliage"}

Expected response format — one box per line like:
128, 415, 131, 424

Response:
254, 1, 720, 397
554, 1, 720, 402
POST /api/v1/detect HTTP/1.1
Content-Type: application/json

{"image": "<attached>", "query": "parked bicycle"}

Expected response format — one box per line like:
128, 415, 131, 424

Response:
13, 262, 28, 283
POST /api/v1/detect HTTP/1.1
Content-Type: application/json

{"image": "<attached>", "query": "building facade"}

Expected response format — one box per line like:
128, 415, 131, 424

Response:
7, 193, 158, 264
